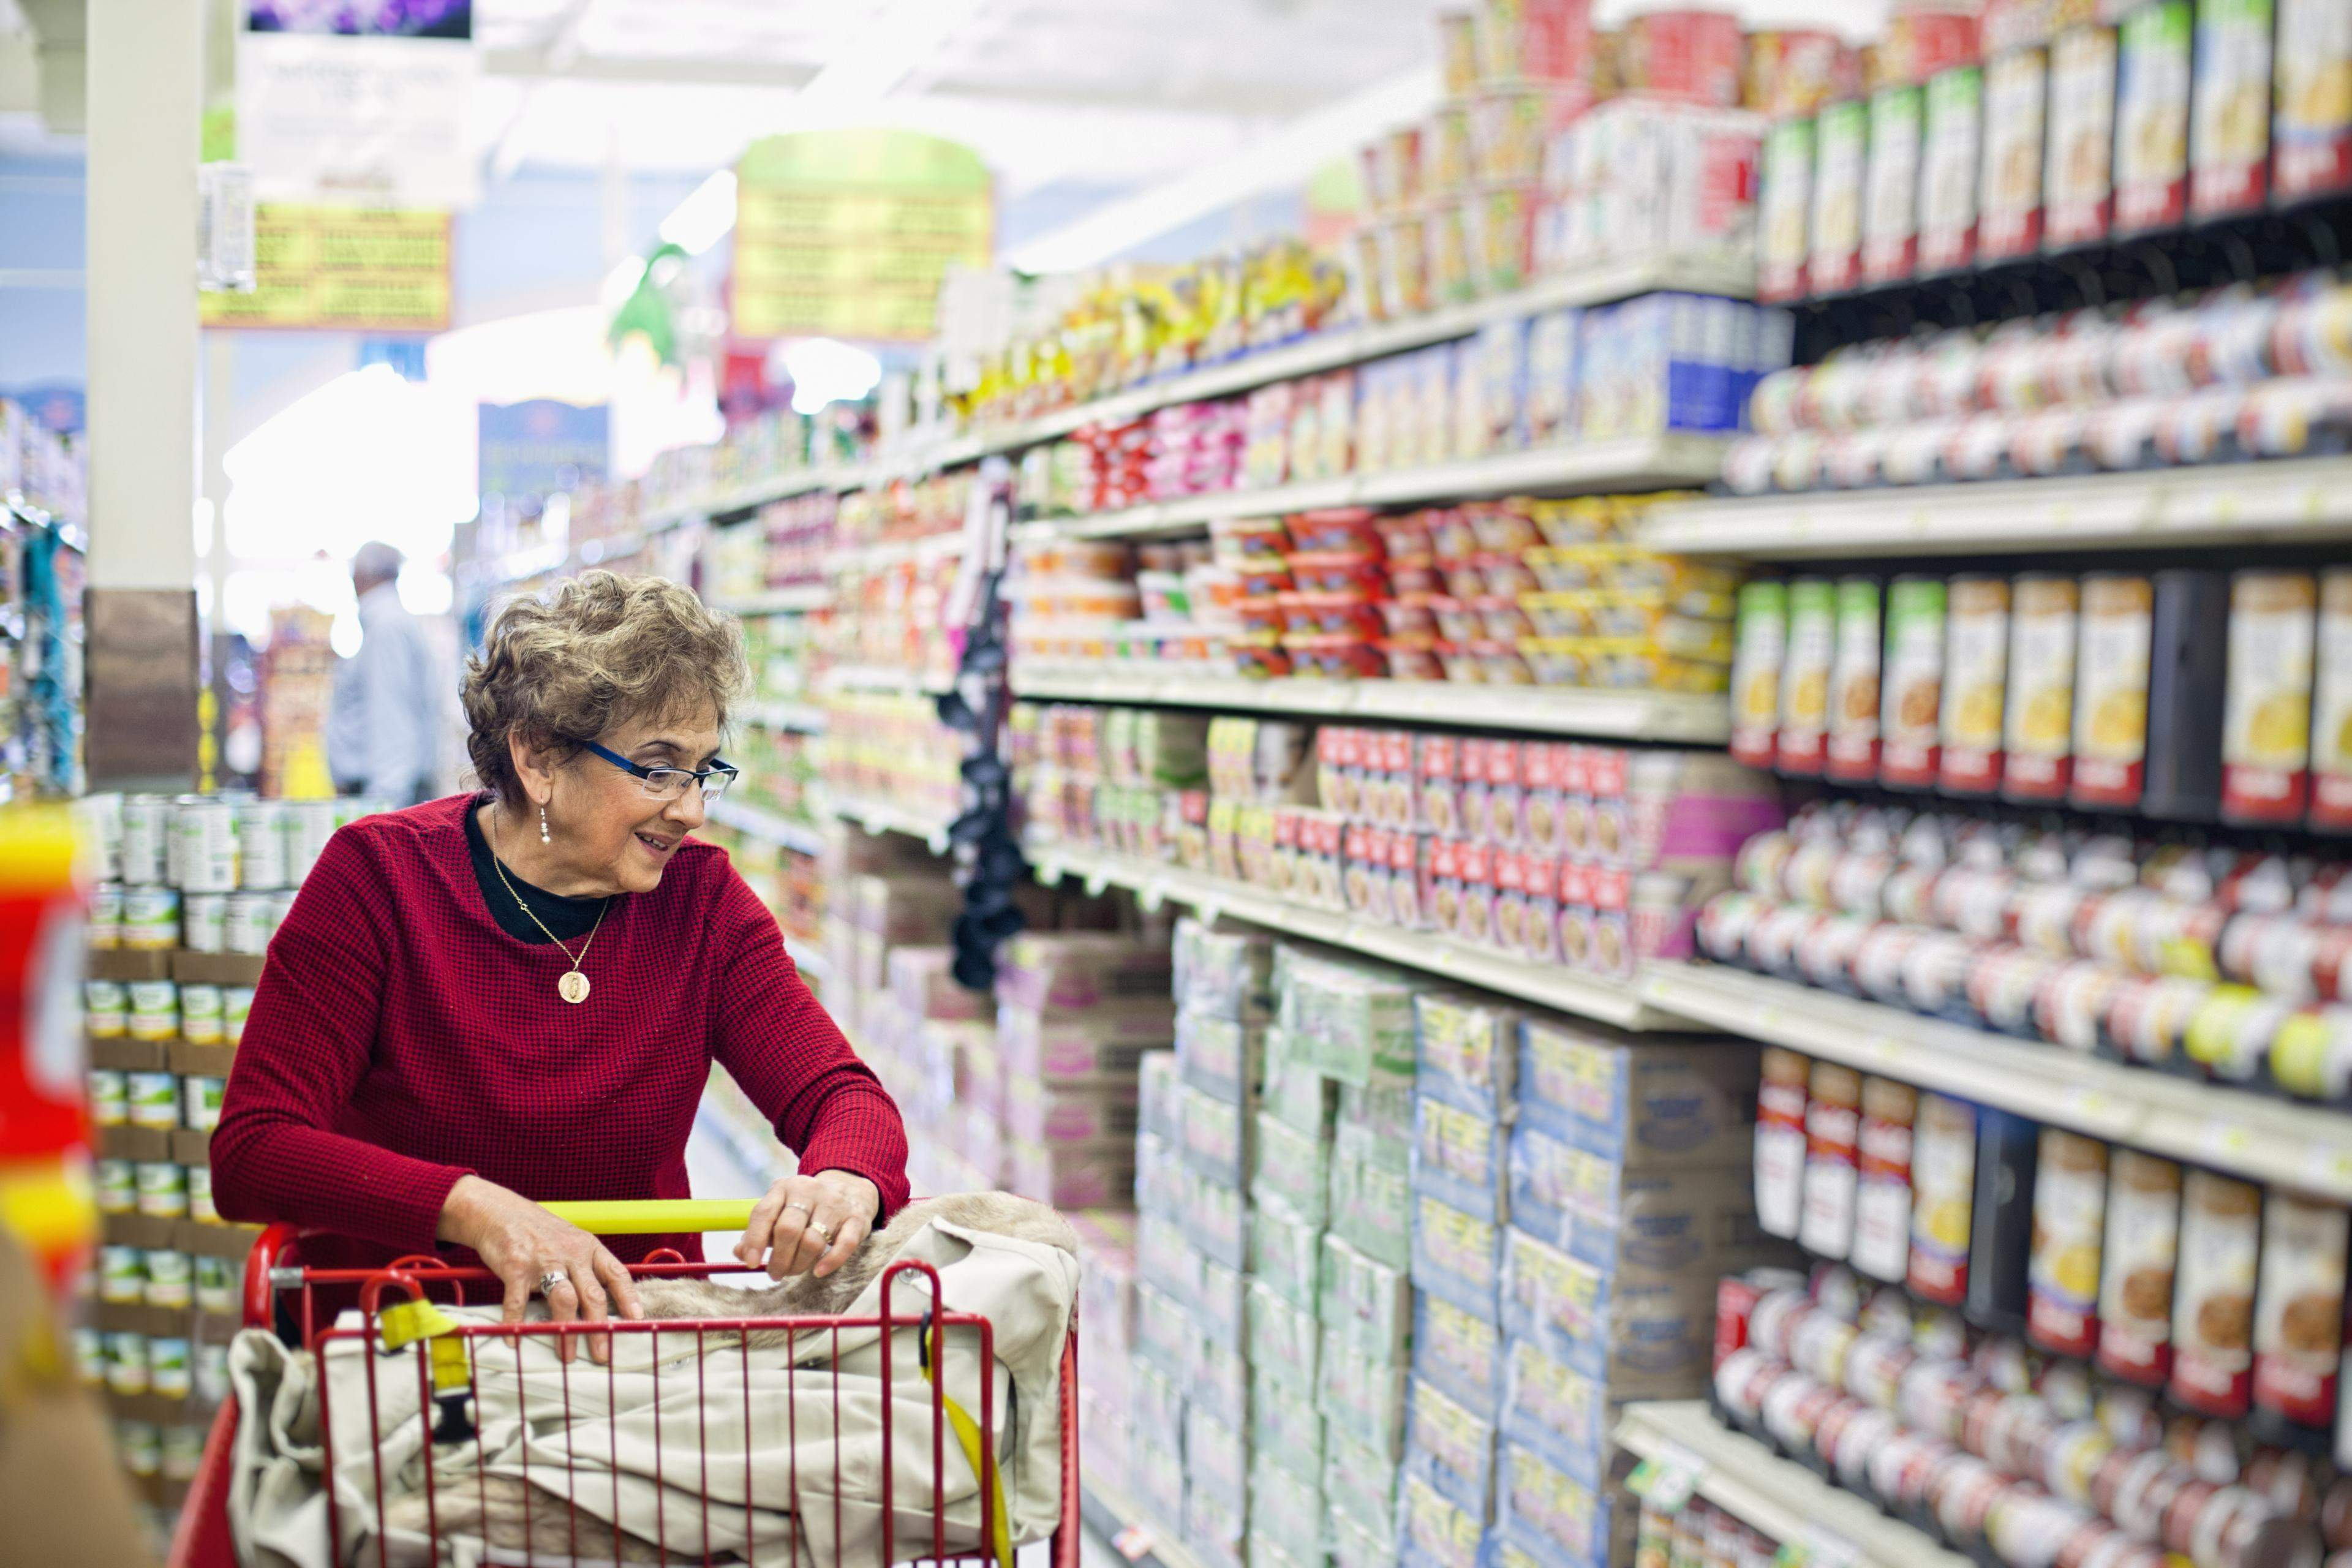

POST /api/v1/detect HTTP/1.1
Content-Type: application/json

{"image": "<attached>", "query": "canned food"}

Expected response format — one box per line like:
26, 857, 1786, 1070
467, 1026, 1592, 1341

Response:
180, 892, 227, 953
72, 1325, 103, 1387
181, 1072, 224, 1131
194, 1343, 231, 1404
187, 1163, 217, 1223
146, 1336, 191, 1398
120, 885, 181, 950
194, 1254, 236, 1314
178, 984, 223, 1046
86, 882, 123, 949
172, 797, 239, 893
141, 1249, 192, 1309
86, 1066, 127, 1124
223, 986, 254, 1044
98, 1245, 145, 1303
119, 794, 168, 886
135, 1161, 188, 1218
116, 1419, 162, 1478
223, 892, 270, 954
93, 1158, 135, 1214
126, 1069, 178, 1128
285, 800, 339, 884
107, 1338, 151, 1398
75, 793, 123, 884
125, 981, 177, 1042
162, 1422, 206, 1481
236, 800, 287, 889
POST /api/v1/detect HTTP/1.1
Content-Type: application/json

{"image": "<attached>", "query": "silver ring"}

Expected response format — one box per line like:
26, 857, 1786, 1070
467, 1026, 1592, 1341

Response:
785, 1199, 814, 1214
538, 1269, 569, 1297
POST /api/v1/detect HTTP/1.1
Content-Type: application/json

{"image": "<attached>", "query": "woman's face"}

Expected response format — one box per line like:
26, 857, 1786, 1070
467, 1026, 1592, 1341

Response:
533, 706, 725, 896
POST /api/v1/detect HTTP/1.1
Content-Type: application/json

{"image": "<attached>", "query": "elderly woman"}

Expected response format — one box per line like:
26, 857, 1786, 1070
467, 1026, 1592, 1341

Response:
212, 573, 907, 1357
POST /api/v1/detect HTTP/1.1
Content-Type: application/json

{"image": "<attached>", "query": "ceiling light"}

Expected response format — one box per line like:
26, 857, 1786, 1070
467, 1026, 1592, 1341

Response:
657, 168, 739, 257
781, 339, 883, 414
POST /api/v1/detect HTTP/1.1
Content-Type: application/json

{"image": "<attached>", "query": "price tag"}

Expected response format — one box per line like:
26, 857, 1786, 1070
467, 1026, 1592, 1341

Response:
1197, 900, 1222, 928
1111, 1525, 1156, 1562
2201, 1119, 2253, 1165
1036, 861, 1065, 888
1773, 1529, 1860, 1568
1625, 1446, 1705, 1515
2304, 1145, 2352, 1197
1084, 870, 1109, 899
1138, 881, 1166, 916
926, 829, 951, 856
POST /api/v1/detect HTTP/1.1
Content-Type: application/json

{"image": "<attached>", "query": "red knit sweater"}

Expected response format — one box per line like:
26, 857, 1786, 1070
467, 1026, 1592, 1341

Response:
211, 794, 908, 1274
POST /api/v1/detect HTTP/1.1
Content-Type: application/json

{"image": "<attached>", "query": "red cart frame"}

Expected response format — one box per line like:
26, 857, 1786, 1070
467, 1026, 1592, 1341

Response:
168, 1224, 1082, 1568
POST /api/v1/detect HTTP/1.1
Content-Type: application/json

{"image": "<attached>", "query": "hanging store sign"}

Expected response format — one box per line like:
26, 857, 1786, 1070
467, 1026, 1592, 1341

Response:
478, 400, 610, 505
731, 129, 994, 343
237, 2, 478, 209
199, 206, 451, 333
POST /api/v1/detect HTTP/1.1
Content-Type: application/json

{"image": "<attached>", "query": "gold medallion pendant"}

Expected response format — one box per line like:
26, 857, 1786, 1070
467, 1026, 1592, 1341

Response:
559, 970, 591, 1005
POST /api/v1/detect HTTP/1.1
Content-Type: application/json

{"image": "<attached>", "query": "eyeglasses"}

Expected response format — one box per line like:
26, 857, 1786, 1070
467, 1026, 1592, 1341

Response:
569, 738, 740, 803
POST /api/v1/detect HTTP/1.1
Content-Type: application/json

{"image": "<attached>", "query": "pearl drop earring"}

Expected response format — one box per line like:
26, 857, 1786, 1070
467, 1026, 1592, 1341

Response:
540, 803, 551, 844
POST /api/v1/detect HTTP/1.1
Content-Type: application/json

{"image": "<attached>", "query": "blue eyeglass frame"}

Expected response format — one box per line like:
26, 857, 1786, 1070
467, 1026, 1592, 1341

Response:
568, 737, 741, 797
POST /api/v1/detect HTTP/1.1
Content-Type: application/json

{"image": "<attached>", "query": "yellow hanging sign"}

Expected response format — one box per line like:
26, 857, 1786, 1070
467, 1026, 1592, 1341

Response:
201, 205, 452, 333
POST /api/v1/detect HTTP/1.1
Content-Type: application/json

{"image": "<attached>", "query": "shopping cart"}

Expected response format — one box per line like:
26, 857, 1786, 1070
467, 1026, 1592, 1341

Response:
166, 1200, 1082, 1568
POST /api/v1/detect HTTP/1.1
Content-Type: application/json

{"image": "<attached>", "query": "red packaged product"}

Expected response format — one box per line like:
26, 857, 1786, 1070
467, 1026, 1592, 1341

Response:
1618, 9, 1746, 106
1589, 866, 1633, 978
1486, 740, 1525, 849
1556, 859, 1595, 969
2026, 1128, 2109, 1360
1586, 746, 1629, 866
2169, 1170, 2261, 1419
1286, 551, 1387, 595
1378, 730, 1418, 828
1392, 830, 1428, 930
1417, 734, 1463, 836
1458, 737, 1494, 842
1286, 507, 1384, 555
2250, 1191, 2348, 1432
1798, 1061, 1863, 1262
1493, 850, 1529, 954
1455, 840, 1495, 947
1519, 854, 1560, 962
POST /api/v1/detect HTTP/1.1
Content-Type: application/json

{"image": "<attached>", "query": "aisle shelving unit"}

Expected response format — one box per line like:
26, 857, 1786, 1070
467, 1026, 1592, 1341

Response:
820, 664, 954, 698
1615, 1403, 1972, 1568
1019, 434, 1731, 543
704, 797, 829, 856
1638, 964, 2352, 1203
1640, 454, 2352, 558
1077, 1481, 1215, 1568
1011, 667, 1730, 743
740, 698, 828, 734
831, 796, 955, 850
1028, 843, 1684, 1031
710, 584, 831, 616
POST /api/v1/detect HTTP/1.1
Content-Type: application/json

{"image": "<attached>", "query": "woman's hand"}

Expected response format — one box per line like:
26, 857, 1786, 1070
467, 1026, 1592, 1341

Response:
735, 1169, 880, 1281
437, 1175, 642, 1364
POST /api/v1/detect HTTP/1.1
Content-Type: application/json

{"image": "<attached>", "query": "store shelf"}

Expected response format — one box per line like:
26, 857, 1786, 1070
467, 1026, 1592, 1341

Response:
741, 698, 828, 734
1022, 434, 1732, 542
831, 797, 956, 848
1078, 1481, 1213, 1568
1010, 667, 1729, 743
1640, 455, 2352, 558
704, 798, 829, 856
826, 532, 968, 575
1635, 964, 2352, 1202
1615, 1403, 1972, 1568
1031, 845, 1686, 1031
819, 664, 953, 698
712, 584, 831, 616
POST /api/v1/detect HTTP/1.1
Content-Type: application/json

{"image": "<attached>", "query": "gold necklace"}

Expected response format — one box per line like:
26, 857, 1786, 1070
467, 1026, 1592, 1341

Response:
489, 812, 610, 1004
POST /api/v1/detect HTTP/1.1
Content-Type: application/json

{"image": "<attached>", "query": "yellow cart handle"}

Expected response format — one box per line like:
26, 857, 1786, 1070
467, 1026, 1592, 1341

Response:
540, 1199, 759, 1235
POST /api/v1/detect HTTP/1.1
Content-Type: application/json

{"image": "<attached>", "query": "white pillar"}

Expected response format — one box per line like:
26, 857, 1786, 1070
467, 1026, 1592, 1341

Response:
83, 0, 204, 788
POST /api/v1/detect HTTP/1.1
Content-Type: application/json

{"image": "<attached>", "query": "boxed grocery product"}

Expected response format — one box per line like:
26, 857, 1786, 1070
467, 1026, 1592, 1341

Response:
1183, 1167, 1250, 1271
1139, 1210, 1203, 1302
2189, 0, 2273, 218
1415, 1289, 1507, 1418
1861, 81, 1924, 284
1516, 1019, 1757, 1168
2045, 21, 2118, 246
1495, 1440, 1632, 1568
1178, 1082, 1255, 1186
1184, 1480, 1245, 1568
1261, 1024, 1339, 1135
1254, 1113, 1331, 1224
1322, 1229, 1414, 1362
1321, 1330, 1412, 1462
1412, 1095, 1510, 1223
1251, 1193, 1324, 1310
997, 931, 1175, 1011
887, 944, 989, 1022
1508, 1125, 1768, 1274
1499, 1225, 1720, 1397
1004, 1075, 1139, 1147
1330, 1117, 1414, 1268
2275, 0, 2352, 200
1249, 1452, 1324, 1566
1400, 1469, 1485, 1568
1324, 1429, 1401, 1555
997, 1000, 1175, 1085
1412, 1191, 1507, 1322
1499, 1331, 1621, 1488
1140, 1049, 1182, 1142
1008, 1137, 1135, 1210
1279, 949, 1419, 1085
1184, 1401, 1248, 1509
1177, 1008, 1268, 1104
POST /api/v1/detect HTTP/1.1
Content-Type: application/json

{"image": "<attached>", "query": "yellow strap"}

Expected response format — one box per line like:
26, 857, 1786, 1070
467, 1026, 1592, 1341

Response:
924, 1341, 1014, 1568
378, 1298, 471, 1394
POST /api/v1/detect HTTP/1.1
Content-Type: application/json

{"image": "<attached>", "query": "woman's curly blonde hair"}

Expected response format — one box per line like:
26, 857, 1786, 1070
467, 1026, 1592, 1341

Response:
462, 571, 748, 800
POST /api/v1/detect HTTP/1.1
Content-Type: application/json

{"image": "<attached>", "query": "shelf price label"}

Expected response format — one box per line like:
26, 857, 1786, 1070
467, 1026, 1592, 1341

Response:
1625, 1444, 1705, 1515
1773, 1529, 1860, 1568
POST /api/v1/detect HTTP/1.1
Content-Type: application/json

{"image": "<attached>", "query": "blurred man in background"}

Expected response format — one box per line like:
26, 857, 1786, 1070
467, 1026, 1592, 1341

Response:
328, 541, 443, 804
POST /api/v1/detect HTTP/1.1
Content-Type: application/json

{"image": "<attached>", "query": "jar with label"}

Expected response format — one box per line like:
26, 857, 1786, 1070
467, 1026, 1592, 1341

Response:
1978, 47, 2048, 257
125, 981, 178, 1043
2170, 1170, 2261, 1417
1759, 118, 1815, 302
162, 1422, 206, 1483
121, 884, 180, 950
97, 1245, 145, 1303
119, 794, 167, 886
172, 797, 239, 892
1863, 82, 1924, 283
2114, 0, 2193, 233
70, 1324, 102, 1387
87, 882, 123, 950
92, 1158, 135, 1215
2221, 570, 2316, 825
195, 1341, 232, 1406
2005, 576, 2080, 801
194, 1254, 236, 1315
1800, 1061, 1863, 1260
106, 1335, 150, 1396
179, 892, 227, 954
2094, 1151, 2181, 1389
2028, 1129, 2110, 1360
187, 1163, 217, 1224
1779, 578, 1837, 776
86, 1068, 127, 1126
147, 1335, 192, 1398
1918, 62, 1983, 272
2250, 1191, 2347, 1433
1810, 100, 1868, 293
2046, 24, 2119, 244
135, 1161, 189, 1219
178, 983, 224, 1046
1852, 1077, 1918, 1283
141, 1248, 192, 1309
181, 1073, 225, 1133
223, 986, 254, 1044
1880, 576, 1947, 788
126, 1069, 178, 1129
1730, 581, 1789, 769
1909, 1093, 1978, 1306
237, 799, 288, 890
1754, 1047, 1810, 1243
1825, 578, 1884, 784
2071, 575, 2154, 809
2189, 0, 2275, 218
224, 892, 271, 955
1939, 577, 2010, 794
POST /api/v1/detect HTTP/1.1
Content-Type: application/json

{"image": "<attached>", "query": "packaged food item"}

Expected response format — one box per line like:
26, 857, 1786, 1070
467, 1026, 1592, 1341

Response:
1879, 575, 1947, 789
85, 982, 126, 1041
1978, 47, 2047, 257
1755, 1047, 1809, 1241
1809, 100, 1868, 294
1851, 1076, 1917, 1284
1777, 578, 1837, 775
2113, 0, 2193, 234
2169, 1170, 2261, 1418
2070, 574, 2153, 810
1726, 581, 1785, 769
2220, 569, 2317, 825
1758, 117, 1815, 301
1862, 81, 1925, 284
2274, 0, 2352, 200
2313, 568, 2352, 832
1919, 62, 1984, 272
1824, 576, 1883, 785
2027, 1129, 2109, 1360
2250, 1191, 2347, 1433
2045, 23, 2119, 246
1798, 1061, 1861, 1261
2188, 0, 2274, 218
1932, 576, 2008, 794
1909, 1092, 1977, 1306
2097, 1150, 2182, 1387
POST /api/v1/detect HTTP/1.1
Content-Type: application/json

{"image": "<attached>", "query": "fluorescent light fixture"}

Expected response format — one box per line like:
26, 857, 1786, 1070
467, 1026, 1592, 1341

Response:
1006, 64, 1442, 274
783, 338, 883, 414
600, 257, 645, 310
658, 168, 739, 256
796, 0, 990, 118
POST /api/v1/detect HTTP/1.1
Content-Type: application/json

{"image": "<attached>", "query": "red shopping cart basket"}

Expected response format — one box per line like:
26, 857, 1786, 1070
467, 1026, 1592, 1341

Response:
168, 1205, 1081, 1568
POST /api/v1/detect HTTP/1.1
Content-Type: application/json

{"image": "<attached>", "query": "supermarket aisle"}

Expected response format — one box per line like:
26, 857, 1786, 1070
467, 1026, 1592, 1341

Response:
684, 1104, 767, 1262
